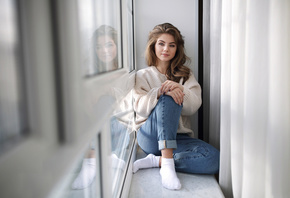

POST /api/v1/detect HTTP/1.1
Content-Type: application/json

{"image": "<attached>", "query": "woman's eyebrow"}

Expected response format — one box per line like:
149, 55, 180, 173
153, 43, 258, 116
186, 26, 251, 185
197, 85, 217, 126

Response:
158, 40, 175, 44
97, 41, 114, 45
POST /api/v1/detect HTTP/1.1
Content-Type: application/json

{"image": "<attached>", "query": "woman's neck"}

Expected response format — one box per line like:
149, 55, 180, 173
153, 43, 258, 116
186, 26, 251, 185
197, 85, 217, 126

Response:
106, 61, 117, 71
156, 60, 170, 74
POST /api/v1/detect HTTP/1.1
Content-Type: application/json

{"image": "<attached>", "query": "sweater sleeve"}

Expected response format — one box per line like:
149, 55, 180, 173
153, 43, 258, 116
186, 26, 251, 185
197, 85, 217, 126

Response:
181, 73, 202, 116
133, 71, 160, 118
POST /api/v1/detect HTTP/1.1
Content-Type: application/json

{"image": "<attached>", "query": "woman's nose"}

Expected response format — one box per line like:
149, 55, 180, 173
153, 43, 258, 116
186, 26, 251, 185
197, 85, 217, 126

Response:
100, 46, 110, 54
163, 45, 169, 51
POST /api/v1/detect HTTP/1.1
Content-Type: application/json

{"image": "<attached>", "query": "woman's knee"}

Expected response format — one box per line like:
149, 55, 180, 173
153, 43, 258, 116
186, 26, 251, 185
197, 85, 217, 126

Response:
159, 95, 181, 108
174, 138, 220, 174
199, 141, 220, 174
208, 148, 220, 174
155, 95, 183, 118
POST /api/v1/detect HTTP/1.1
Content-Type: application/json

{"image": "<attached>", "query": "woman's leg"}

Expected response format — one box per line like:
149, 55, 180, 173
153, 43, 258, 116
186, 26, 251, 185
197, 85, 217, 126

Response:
137, 95, 182, 155
72, 117, 129, 190
135, 95, 182, 190
174, 134, 220, 174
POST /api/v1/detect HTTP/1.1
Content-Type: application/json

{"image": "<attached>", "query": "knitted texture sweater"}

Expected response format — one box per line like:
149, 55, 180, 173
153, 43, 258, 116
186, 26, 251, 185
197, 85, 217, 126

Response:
134, 66, 202, 137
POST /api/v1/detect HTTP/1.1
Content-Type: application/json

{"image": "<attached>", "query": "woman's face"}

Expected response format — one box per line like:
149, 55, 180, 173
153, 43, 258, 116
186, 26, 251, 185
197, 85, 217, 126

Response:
155, 33, 177, 64
96, 35, 117, 63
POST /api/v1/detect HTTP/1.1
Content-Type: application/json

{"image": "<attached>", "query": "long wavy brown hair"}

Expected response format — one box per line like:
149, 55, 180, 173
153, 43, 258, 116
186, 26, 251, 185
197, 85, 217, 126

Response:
145, 23, 191, 83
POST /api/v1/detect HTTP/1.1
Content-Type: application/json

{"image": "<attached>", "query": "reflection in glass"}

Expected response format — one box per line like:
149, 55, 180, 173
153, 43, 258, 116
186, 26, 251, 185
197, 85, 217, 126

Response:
63, 89, 134, 197
63, 138, 99, 198
78, 0, 122, 76
69, 0, 133, 196
93, 25, 118, 73
110, 103, 134, 197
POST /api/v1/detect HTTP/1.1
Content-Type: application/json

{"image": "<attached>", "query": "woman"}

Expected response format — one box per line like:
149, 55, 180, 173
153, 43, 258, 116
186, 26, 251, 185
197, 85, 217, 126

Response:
133, 23, 219, 190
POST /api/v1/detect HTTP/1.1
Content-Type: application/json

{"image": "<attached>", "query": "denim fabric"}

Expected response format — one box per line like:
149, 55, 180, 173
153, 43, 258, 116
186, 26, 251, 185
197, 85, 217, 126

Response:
137, 95, 220, 174
110, 116, 129, 156
173, 135, 220, 174
138, 95, 182, 151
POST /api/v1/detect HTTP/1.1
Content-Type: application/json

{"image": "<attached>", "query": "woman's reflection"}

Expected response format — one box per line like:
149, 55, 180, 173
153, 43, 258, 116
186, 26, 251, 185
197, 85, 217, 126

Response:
71, 23, 131, 189
93, 25, 118, 73
71, 115, 130, 191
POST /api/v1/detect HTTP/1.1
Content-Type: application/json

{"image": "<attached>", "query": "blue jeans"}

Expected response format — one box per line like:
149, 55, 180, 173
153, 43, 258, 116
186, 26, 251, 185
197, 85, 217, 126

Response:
137, 95, 220, 174
111, 116, 130, 156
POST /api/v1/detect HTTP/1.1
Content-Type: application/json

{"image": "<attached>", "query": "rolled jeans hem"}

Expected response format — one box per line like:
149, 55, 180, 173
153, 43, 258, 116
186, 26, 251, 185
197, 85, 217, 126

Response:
158, 140, 177, 150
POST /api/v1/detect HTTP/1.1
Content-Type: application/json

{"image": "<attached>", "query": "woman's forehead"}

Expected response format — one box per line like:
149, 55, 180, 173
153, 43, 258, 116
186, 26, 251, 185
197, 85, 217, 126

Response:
157, 33, 175, 43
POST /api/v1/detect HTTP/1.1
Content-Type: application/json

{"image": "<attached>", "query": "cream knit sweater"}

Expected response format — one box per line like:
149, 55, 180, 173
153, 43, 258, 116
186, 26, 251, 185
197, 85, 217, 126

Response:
134, 66, 202, 137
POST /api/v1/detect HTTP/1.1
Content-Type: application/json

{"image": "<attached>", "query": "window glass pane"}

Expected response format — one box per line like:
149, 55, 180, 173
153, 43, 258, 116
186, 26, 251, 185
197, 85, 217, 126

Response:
0, 0, 27, 149
55, 1, 135, 196
126, 0, 135, 71
78, 0, 122, 76
56, 107, 134, 198
110, 91, 134, 197
57, 136, 101, 198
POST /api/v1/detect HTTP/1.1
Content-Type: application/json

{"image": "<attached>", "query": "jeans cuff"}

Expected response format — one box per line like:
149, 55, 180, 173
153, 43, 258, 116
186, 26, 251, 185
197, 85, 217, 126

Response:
158, 140, 177, 150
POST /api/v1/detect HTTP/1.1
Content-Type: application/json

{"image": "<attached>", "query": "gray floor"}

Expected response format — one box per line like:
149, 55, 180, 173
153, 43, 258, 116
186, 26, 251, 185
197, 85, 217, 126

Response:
129, 146, 225, 198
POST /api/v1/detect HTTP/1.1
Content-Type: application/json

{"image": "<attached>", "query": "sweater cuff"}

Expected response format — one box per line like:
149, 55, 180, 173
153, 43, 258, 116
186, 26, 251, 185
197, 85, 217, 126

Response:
149, 87, 160, 109
183, 87, 191, 102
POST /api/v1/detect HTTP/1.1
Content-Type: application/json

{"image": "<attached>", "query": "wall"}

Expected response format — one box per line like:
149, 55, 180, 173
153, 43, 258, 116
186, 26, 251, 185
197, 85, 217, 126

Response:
134, 0, 198, 73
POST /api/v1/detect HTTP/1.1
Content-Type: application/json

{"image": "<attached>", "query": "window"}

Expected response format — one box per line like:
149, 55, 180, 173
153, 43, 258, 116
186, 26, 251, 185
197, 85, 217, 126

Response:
79, 0, 123, 76
49, 0, 136, 197
125, 0, 135, 72
0, 0, 136, 197
0, 0, 27, 153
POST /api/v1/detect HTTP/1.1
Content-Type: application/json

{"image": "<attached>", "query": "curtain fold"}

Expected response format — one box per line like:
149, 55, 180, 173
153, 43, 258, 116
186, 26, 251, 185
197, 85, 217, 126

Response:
219, 0, 290, 197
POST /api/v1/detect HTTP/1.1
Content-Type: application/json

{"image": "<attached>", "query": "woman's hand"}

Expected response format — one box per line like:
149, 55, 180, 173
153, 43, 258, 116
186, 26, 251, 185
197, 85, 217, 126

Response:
164, 87, 184, 105
158, 80, 184, 105
160, 80, 184, 94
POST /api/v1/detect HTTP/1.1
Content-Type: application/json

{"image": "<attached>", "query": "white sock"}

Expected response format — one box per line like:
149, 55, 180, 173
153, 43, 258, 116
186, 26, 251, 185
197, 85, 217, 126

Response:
71, 158, 96, 190
160, 158, 181, 190
111, 153, 126, 170
133, 154, 160, 173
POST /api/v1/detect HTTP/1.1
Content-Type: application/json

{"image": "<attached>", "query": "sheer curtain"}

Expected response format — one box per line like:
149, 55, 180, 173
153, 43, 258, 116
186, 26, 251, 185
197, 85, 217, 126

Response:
218, 0, 290, 197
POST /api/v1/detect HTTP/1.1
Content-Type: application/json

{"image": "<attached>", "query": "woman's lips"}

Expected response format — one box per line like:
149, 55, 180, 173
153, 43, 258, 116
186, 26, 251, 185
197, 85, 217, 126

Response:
162, 54, 169, 56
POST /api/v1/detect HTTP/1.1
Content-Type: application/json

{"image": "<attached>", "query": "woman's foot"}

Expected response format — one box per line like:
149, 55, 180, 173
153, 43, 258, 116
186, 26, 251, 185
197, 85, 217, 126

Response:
133, 154, 160, 173
160, 158, 181, 190
71, 158, 96, 190
111, 153, 126, 170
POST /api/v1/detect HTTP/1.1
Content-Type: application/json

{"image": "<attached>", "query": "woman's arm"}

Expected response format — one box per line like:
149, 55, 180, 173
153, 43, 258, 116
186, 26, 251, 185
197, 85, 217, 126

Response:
133, 71, 160, 118
181, 73, 202, 116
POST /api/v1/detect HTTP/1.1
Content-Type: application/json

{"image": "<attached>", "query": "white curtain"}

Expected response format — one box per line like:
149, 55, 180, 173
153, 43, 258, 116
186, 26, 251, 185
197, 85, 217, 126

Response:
219, 0, 290, 197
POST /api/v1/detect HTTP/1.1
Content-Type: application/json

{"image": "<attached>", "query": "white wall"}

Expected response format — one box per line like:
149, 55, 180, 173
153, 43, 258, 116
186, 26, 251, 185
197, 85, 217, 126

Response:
134, 0, 199, 136
134, 0, 199, 76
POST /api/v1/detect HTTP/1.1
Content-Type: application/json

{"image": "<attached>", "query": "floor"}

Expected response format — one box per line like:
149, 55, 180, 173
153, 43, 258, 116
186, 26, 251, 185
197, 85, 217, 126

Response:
128, 146, 225, 198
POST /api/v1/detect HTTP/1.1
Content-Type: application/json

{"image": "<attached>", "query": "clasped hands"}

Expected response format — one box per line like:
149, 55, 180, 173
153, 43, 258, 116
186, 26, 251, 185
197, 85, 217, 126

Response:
159, 80, 184, 105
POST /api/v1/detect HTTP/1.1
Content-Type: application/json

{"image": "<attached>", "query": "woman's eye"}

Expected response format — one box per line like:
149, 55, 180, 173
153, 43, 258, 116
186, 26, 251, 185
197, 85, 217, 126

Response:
158, 43, 164, 46
170, 45, 176, 47
105, 43, 114, 48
